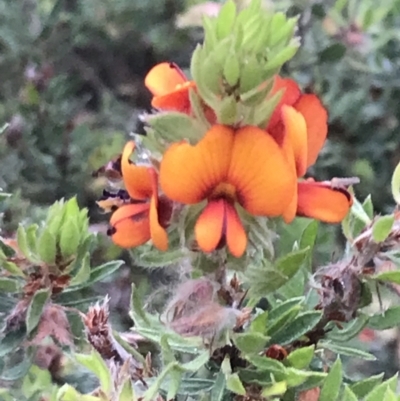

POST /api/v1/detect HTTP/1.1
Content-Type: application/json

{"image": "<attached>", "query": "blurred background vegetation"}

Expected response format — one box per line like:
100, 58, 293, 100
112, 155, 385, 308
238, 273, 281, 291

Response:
2, 0, 400, 384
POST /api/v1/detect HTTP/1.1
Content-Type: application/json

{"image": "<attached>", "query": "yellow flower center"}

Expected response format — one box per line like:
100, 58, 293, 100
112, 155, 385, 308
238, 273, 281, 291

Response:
210, 182, 237, 202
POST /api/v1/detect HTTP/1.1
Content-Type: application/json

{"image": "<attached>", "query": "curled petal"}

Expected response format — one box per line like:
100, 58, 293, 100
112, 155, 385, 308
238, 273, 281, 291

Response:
144, 62, 195, 113
228, 126, 296, 216
121, 141, 153, 200
152, 82, 195, 113
148, 169, 168, 251
145, 62, 188, 96
160, 125, 235, 204
268, 76, 301, 130
281, 105, 308, 177
195, 199, 224, 253
297, 181, 352, 223
109, 204, 151, 248
293, 94, 328, 168
225, 203, 247, 257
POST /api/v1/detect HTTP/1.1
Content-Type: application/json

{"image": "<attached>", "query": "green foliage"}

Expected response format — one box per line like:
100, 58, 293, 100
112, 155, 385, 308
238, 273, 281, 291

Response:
3, 0, 400, 400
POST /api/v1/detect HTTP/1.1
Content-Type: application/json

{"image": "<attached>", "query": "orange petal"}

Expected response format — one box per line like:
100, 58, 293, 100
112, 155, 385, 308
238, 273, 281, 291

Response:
281, 105, 308, 177
148, 169, 168, 251
294, 94, 328, 168
160, 125, 235, 204
144, 62, 187, 96
282, 186, 298, 224
267, 76, 301, 131
297, 181, 352, 223
152, 82, 196, 113
121, 141, 153, 200
109, 204, 150, 248
195, 199, 224, 253
227, 126, 296, 216
225, 203, 247, 257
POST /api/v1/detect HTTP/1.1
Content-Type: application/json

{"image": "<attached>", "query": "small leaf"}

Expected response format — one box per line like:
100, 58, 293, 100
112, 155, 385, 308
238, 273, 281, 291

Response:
234, 332, 270, 354
0, 277, 20, 293
247, 356, 285, 373
318, 358, 342, 401
167, 369, 182, 401
362, 195, 374, 219
37, 229, 57, 265
328, 313, 369, 342
226, 373, 246, 396
69, 252, 91, 286
26, 288, 50, 334
391, 161, 400, 204
2, 261, 24, 277
365, 374, 398, 401
59, 218, 80, 258
372, 270, 400, 286
350, 373, 384, 398
286, 345, 315, 369
0, 354, 32, 381
17, 225, 31, 260
319, 341, 376, 361
372, 215, 394, 242
319, 43, 346, 63
57, 384, 100, 401
342, 385, 358, 401
211, 372, 226, 401
216, 0, 236, 39
76, 350, 112, 396
275, 247, 310, 276
0, 327, 26, 357
261, 381, 287, 397
299, 221, 318, 270
368, 306, 400, 330
64, 260, 124, 292
269, 311, 322, 346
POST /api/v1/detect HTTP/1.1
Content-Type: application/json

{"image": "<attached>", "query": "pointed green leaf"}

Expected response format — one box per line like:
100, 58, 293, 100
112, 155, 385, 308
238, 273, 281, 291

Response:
17, 225, 30, 260
247, 356, 285, 373
362, 195, 374, 219
2, 261, 24, 277
261, 381, 287, 397
226, 373, 246, 396
391, 161, 400, 204
350, 373, 384, 398
234, 332, 270, 354
318, 341, 376, 361
365, 374, 398, 401
372, 270, 400, 285
69, 252, 91, 286
368, 306, 400, 330
318, 358, 342, 401
167, 369, 182, 401
270, 311, 322, 346
342, 385, 358, 401
76, 350, 112, 396
319, 43, 347, 63
216, 0, 236, 39
372, 215, 394, 243
286, 345, 315, 369
26, 288, 50, 334
57, 384, 100, 401
328, 312, 369, 342
211, 371, 226, 401
0, 277, 20, 292
0, 327, 26, 357
38, 228, 57, 265
59, 218, 80, 258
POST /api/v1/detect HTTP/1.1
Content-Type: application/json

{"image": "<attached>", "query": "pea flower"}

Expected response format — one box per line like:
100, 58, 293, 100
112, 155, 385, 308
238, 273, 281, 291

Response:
159, 124, 297, 257
105, 141, 170, 251
267, 76, 353, 223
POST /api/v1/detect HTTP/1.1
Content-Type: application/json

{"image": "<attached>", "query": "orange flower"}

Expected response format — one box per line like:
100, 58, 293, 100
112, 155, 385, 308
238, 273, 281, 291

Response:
159, 125, 296, 257
267, 76, 352, 223
107, 141, 169, 251
144, 62, 195, 113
